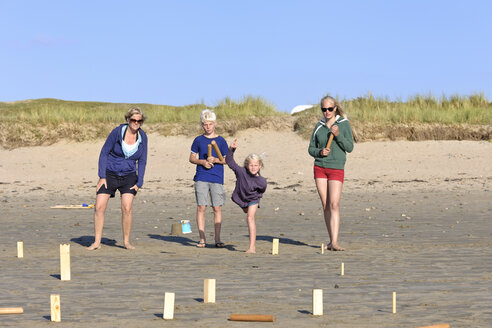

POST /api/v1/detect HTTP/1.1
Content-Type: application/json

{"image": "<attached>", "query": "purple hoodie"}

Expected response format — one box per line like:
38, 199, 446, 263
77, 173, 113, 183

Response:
226, 148, 267, 208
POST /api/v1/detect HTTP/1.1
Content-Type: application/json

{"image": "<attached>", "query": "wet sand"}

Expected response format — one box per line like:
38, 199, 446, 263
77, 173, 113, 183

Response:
1, 134, 491, 327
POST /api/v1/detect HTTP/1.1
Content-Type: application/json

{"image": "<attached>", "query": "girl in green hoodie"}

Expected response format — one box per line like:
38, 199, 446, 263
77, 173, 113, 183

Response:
308, 96, 354, 251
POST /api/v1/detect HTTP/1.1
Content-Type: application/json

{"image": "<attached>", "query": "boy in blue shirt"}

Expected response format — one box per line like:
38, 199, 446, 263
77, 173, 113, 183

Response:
189, 109, 228, 248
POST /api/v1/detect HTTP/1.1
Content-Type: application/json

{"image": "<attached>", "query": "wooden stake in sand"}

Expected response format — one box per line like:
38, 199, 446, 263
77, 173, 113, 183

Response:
17, 241, 23, 258
211, 140, 224, 162
60, 244, 71, 281
392, 291, 396, 314
341, 262, 344, 276
229, 314, 276, 322
321, 243, 325, 255
170, 223, 183, 236
0, 307, 24, 315
272, 238, 279, 255
207, 144, 212, 158
312, 289, 323, 316
416, 324, 450, 328
163, 292, 175, 320
50, 294, 61, 322
204, 279, 216, 303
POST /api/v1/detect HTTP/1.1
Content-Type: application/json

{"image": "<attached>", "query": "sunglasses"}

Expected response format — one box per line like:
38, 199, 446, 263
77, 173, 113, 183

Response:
130, 118, 143, 124
321, 107, 336, 112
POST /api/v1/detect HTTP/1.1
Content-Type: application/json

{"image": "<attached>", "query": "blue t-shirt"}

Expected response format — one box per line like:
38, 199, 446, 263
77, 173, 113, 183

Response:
191, 135, 228, 184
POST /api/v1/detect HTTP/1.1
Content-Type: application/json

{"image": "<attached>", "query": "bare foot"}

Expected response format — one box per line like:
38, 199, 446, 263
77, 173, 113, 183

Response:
124, 243, 135, 250
330, 244, 345, 251
324, 243, 332, 250
87, 243, 101, 250
245, 249, 256, 254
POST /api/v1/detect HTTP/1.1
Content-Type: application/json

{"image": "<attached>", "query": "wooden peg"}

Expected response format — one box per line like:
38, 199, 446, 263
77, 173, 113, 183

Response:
207, 144, 212, 158
163, 292, 175, 320
312, 289, 323, 316
229, 314, 276, 322
17, 241, 23, 258
0, 307, 24, 315
50, 294, 61, 322
204, 279, 216, 303
60, 244, 71, 281
341, 262, 344, 276
211, 140, 224, 161
321, 243, 324, 255
392, 291, 396, 313
272, 238, 279, 255
416, 324, 450, 328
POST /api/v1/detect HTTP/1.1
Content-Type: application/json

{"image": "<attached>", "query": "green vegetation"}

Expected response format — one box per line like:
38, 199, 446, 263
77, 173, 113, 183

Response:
293, 93, 492, 140
0, 93, 490, 148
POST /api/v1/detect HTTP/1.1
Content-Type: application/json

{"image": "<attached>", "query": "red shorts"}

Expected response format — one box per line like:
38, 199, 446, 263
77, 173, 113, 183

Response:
314, 165, 344, 182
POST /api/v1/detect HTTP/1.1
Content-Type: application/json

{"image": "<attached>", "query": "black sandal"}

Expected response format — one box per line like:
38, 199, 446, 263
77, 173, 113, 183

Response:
215, 242, 225, 248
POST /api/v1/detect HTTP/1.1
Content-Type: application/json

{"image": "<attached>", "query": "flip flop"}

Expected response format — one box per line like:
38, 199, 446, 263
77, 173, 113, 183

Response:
196, 242, 206, 248
215, 242, 225, 248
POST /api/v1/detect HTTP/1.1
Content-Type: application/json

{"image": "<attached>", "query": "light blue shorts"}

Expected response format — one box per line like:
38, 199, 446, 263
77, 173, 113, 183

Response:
194, 181, 226, 207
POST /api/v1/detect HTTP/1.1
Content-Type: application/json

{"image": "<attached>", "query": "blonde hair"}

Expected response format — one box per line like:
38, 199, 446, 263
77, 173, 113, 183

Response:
320, 95, 347, 119
125, 106, 146, 122
320, 95, 358, 142
200, 109, 216, 123
244, 153, 264, 168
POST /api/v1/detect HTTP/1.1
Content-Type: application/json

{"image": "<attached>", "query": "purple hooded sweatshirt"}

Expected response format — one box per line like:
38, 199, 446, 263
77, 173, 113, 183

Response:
226, 148, 267, 208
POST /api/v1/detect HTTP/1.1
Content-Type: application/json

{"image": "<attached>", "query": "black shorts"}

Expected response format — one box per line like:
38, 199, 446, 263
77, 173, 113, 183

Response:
97, 171, 138, 198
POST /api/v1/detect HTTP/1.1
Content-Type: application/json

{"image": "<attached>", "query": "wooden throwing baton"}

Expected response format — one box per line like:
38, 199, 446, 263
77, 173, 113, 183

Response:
326, 133, 334, 150
207, 144, 212, 158
0, 307, 24, 315
211, 140, 224, 162
229, 314, 276, 322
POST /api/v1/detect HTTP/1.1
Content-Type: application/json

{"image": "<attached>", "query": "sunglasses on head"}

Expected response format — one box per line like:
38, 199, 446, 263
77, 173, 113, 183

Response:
321, 107, 336, 112
130, 118, 143, 124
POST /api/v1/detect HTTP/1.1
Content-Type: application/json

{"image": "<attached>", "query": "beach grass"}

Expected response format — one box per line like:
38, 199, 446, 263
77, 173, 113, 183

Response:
292, 92, 492, 141
1, 93, 490, 148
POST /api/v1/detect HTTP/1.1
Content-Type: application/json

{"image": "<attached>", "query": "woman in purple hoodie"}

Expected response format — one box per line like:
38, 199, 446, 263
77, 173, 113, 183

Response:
226, 139, 267, 253
87, 107, 148, 250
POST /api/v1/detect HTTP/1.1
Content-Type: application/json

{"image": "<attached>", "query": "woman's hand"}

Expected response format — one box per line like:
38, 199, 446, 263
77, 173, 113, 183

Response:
97, 178, 107, 191
207, 156, 216, 164
331, 125, 339, 136
230, 139, 238, 149
320, 148, 330, 157
130, 185, 139, 192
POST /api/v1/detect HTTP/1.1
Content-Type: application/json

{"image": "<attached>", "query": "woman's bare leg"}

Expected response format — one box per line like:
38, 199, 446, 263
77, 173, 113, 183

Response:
315, 178, 332, 248
121, 193, 135, 249
328, 180, 344, 250
87, 193, 110, 250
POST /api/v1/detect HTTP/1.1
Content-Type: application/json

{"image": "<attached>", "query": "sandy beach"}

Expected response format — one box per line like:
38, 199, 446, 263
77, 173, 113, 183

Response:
1, 131, 491, 327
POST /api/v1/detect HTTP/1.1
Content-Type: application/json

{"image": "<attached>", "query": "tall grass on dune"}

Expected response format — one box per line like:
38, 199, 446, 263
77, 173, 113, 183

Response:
293, 92, 492, 141
0, 96, 284, 148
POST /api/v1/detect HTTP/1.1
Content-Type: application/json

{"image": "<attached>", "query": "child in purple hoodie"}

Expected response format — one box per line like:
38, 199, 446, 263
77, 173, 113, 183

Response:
226, 139, 267, 253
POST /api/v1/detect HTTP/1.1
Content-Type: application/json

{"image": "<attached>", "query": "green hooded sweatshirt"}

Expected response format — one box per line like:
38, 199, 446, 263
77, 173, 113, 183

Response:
308, 115, 354, 170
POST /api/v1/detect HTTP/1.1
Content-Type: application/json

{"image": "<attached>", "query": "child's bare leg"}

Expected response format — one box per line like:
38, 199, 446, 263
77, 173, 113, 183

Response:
212, 206, 222, 244
121, 193, 135, 250
87, 193, 110, 250
196, 206, 207, 244
245, 204, 258, 253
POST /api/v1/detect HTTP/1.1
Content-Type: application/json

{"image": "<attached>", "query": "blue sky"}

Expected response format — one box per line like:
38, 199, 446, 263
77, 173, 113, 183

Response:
1, 1, 491, 112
